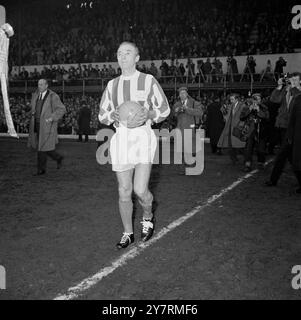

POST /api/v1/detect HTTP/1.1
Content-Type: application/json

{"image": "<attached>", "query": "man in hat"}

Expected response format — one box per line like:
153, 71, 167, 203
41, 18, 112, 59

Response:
77, 100, 91, 142
173, 87, 203, 167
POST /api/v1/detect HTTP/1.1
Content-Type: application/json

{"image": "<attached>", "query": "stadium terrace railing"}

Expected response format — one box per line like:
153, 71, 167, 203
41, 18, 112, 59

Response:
8, 73, 278, 96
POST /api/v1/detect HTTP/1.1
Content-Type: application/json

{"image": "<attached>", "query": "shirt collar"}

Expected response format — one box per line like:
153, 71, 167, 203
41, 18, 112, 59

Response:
39, 90, 47, 99
120, 70, 139, 80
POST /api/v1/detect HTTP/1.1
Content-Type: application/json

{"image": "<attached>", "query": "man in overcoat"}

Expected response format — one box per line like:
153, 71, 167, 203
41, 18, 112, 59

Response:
77, 101, 91, 142
205, 95, 225, 154
217, 93, 246, 164
287, 93, 301, 194
28, 79, 66, 175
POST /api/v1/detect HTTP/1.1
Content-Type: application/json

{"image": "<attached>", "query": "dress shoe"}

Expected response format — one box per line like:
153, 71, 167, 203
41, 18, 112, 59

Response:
33, 170, 46, 176
116, 233, 134, 249
57, 156, 64, 169
243, 166, 252, 173
264, 180, 277, 187
141, 218, 155, 242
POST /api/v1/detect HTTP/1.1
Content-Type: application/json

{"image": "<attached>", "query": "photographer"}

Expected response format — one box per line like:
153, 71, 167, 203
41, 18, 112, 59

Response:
226, 55, 238, 82
270, 74, 297, 147
203, 58, 212, 83
212, 57, 223, 83
240, 55, 256, 82
265, 72, 301, 187
240, 93, 269, 172
186, 58, 196, 83
196, 59, 205, 83
274, 56, 287, 80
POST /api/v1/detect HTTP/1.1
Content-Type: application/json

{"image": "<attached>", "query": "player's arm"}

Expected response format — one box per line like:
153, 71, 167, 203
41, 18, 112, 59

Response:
98, 82, 117, 125
147, 77, 170, 123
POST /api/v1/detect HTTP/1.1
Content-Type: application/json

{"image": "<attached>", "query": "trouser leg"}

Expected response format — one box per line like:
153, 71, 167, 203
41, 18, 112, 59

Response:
211, 142, 217, 154
229, 147, 238, 163
46, 150, 63, 162
257, 138, 266, 163
295, 171, 301, 188
244, 131, 257, 167
37, 151, 47, 172
270, 143, 291, 184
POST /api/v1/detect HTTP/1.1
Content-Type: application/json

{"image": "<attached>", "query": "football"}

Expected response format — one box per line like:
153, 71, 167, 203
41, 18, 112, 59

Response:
118, 101, 143, 128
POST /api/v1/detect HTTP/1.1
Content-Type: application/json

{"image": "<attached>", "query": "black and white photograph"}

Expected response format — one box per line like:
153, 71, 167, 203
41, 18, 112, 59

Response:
0, 0, 300, 307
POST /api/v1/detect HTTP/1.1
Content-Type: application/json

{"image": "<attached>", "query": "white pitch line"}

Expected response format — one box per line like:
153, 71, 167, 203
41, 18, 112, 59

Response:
54, 159, 273, 300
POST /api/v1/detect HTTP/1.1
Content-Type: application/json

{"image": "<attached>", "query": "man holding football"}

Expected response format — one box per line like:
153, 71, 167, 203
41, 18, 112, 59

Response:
98, 42, 170, 249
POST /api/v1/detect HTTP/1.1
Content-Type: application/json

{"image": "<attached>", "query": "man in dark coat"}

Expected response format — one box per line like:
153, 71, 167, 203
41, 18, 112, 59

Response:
240, 93, 269, 172
205, 96, 225, 154
287, 94, 301, 193
77, 101, 91, 142
218, 93, 246, 164
274, 56, 287, 79
27, 79, 66, 175
265, 72, 301, 186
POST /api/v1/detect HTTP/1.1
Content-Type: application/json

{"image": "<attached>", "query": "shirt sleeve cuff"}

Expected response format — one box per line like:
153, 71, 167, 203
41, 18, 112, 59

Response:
107, 111, 113, 123
153, 109, 160, 123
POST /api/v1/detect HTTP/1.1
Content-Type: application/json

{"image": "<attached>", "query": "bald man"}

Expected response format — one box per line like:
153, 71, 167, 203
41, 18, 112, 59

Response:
28, 79, 66, 175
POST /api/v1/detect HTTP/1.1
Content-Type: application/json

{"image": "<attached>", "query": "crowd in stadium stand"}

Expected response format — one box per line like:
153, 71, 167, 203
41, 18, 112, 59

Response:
8, 0, 296, 68
0, 95, 100, 134
9, 55, 287, 84
0, 90, 273, 135
0, 0, 295, 140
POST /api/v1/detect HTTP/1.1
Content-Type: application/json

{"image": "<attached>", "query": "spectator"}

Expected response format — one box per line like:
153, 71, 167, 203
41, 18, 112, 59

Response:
217, 93, 246, 165
240, 55, 256, 82
205, 95, 225, 154
77, 100, 91, 142
203, 58, 213, 83
274, 56, 287, 80
260, 59, 275, 82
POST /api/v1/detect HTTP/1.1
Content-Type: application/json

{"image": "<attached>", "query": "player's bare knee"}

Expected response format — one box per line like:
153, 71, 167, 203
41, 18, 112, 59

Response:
134, 187, 150, 202
118, 185, 132, 201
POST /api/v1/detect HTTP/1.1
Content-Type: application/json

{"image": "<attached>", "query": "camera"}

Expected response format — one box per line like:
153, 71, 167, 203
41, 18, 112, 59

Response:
281, 73, 291, 86
227, 56, 233, 64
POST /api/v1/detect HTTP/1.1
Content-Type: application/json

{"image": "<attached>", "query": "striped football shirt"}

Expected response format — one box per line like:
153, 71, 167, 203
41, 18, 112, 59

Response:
98, 70, 170, 126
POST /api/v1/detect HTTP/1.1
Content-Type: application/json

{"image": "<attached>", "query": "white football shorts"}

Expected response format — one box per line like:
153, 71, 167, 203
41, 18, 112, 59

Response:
109, 124, 157, 172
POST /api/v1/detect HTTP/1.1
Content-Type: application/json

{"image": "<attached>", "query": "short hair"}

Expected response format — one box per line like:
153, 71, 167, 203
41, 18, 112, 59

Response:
229, 93, 240, 100
118, 41, 139, 55
39, 78, 49, 85
290, 72, 301, 78
252, 93, 262, 99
